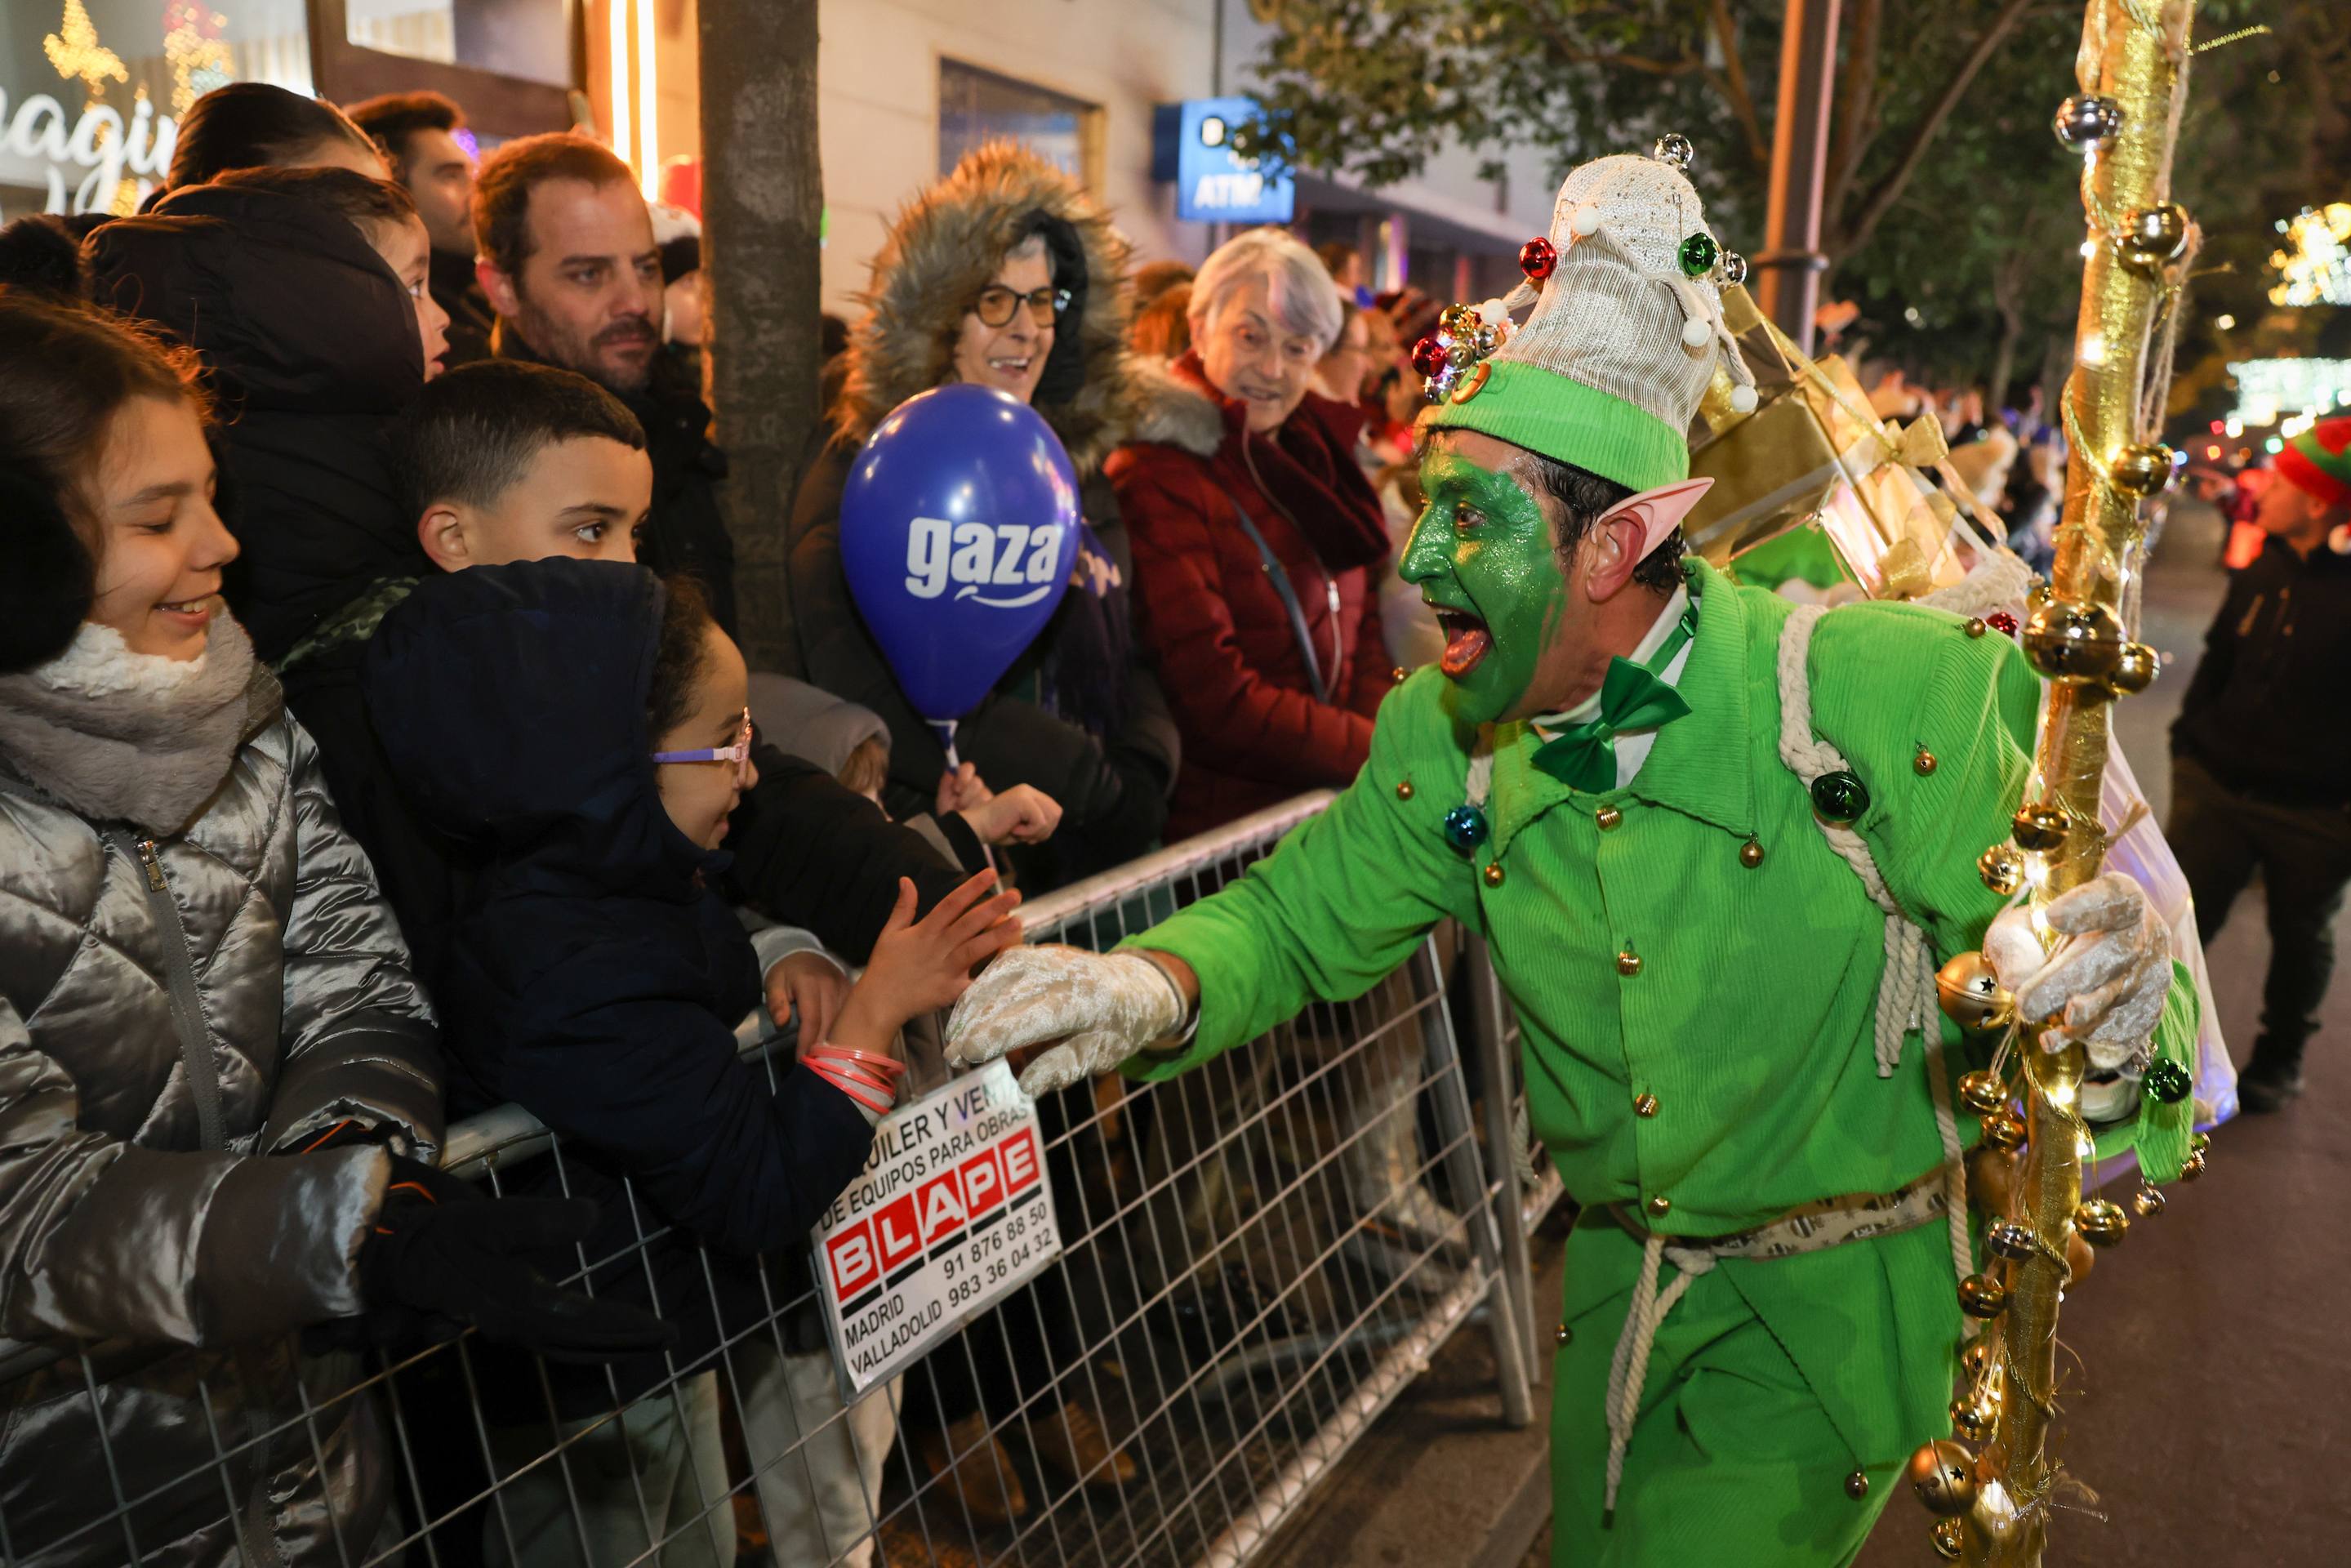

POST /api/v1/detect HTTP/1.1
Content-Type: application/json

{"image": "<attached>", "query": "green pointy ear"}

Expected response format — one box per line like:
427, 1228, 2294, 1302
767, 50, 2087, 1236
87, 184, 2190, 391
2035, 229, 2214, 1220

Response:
1596, 477, 1714, 562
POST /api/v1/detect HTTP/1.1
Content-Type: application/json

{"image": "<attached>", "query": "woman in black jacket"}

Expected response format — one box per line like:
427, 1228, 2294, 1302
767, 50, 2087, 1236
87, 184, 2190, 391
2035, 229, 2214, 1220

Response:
789, 141, 1179, 892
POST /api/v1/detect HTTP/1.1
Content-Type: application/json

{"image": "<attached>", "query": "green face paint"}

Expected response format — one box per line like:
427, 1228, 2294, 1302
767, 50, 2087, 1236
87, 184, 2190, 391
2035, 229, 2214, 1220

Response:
1401, 447, 1574, 726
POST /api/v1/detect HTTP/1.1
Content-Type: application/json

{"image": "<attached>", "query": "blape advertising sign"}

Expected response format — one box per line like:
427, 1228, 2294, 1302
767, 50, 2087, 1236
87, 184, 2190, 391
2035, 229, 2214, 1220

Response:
813, 1060, 1061, 1401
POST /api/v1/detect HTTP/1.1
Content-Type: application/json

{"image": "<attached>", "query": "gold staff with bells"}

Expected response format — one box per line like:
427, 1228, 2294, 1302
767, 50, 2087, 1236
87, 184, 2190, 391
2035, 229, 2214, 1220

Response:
1908, 2, 2211, 1562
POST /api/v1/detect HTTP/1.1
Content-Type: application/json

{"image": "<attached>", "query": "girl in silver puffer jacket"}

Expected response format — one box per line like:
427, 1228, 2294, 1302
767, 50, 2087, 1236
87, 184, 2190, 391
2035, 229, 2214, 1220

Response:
0, 284, 666, 1566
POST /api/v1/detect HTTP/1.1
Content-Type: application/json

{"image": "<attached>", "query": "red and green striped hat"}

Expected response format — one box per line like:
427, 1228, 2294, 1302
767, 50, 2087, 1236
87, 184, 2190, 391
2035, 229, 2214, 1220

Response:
2276, 416, 2351, 509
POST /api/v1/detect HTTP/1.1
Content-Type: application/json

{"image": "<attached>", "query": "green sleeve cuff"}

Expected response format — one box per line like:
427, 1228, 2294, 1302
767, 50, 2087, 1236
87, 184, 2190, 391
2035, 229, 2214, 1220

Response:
2090, 958, 2200, 1180
1113, 927, 1242, 1083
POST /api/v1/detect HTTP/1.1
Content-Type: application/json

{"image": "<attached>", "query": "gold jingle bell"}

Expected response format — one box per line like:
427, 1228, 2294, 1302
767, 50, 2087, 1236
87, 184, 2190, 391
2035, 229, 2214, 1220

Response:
1958, 1069, 2007, 1117
2133, 1183, 2166, 1218
1931, 1517, 1966, 1561
1961, 1337, 1994, 1379
1936, 951, 2015, 1032
1949, 1388, 1999, 1441
1978, 844, 2024, 896
2074, 1197, 2129, 1247
2010, 804, 2069, 853
2109, 443, 2176, 498
1985, 1219, 2037, 1261
2108, 641, 2161, 696
1907, 1440, 1978, 1517
1979, 1110, 2028, 1152
1958, 1272, 2010, 1318
2117, 202, 2191, 275
2178, 1147, 2207, 1182
2020, 598, 2127, 684
1913, 746, 1939, 776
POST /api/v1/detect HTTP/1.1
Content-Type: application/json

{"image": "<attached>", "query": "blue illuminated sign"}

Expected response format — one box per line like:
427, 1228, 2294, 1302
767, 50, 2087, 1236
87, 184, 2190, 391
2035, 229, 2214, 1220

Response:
1152, 97, 1296, 225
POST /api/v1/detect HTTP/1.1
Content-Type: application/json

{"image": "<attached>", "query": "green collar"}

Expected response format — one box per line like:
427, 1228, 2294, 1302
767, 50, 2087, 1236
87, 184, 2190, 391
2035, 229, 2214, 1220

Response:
1486, 559, 1761, 856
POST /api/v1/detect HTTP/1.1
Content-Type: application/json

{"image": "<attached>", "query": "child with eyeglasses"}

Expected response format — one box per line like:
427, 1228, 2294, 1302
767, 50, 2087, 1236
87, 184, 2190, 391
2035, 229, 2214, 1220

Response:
363, 556, 1022, 1564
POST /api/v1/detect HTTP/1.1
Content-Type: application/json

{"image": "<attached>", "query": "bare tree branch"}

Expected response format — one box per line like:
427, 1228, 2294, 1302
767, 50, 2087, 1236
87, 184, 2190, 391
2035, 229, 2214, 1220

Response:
1823, 0, 1884, 232
1519, 7, 1710, 78
1830, 0, 2041, 260
1708, 0, 1769, 172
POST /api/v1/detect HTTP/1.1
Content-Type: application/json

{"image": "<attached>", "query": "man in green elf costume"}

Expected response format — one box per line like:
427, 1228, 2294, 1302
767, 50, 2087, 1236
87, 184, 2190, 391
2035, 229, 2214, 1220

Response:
946, 146, 2200, 1566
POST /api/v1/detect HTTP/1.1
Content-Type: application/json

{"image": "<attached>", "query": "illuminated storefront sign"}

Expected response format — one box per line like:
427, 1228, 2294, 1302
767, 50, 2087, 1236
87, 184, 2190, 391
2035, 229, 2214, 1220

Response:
0, 87, 176, 212
1153, 96, 1294, 225
2, 1, 309, 218
2229, 358, 2351, 431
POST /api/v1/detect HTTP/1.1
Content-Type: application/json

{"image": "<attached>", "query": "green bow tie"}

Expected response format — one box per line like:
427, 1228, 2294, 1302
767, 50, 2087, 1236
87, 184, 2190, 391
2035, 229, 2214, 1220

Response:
1529, 609, 1695, 793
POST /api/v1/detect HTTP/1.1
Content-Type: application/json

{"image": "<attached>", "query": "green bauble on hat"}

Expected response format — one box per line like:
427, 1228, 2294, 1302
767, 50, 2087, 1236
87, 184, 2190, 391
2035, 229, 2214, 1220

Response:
1418, 140, 1755, 492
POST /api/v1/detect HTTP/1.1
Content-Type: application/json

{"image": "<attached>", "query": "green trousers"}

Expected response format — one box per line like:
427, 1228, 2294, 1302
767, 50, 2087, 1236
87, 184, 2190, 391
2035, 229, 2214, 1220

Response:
1549, 1214, 1961, 1567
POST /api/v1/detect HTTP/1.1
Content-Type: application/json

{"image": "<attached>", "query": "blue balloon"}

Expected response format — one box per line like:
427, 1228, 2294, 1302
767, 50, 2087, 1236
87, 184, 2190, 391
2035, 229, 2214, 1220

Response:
839, 384, 1082, 726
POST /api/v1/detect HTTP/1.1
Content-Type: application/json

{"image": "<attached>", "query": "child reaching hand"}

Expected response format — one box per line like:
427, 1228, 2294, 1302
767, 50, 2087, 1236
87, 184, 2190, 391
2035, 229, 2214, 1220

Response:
363, 557, 1023, 1561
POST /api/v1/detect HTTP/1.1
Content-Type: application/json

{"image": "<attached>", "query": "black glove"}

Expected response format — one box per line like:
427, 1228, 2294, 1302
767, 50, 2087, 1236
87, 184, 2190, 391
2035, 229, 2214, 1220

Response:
345, 1156, 677, 1365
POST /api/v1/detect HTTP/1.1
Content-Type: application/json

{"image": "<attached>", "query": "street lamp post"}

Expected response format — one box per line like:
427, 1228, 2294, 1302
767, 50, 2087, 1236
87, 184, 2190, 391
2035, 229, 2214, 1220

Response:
1754, 0, 1841, 355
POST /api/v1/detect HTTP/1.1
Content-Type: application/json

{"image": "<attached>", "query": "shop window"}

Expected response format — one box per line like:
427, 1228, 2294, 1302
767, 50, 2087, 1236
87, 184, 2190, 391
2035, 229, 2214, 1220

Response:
344, 0, 571, 88
2, 0, 314, 220
938, 59, 1098, 189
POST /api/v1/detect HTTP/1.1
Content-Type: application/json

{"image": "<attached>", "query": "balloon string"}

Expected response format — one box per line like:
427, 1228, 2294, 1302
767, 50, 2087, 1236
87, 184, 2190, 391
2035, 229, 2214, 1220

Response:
934, 719, 1001, 881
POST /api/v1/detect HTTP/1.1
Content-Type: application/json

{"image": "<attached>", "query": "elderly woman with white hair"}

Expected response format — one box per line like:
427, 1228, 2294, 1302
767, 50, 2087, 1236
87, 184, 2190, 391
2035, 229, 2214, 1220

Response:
1106, 225, 1395, 839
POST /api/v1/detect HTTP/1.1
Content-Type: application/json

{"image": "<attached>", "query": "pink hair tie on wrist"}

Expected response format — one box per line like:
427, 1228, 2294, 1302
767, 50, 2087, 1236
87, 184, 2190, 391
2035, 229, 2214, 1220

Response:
804, 1053, 901, 1102
806, 1061, 894, 1116
804, 1042, 906, 1079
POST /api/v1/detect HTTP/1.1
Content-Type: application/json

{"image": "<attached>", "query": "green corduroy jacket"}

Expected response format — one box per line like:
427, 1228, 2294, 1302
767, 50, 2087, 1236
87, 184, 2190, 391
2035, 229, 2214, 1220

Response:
1123, 559, 2198, 1462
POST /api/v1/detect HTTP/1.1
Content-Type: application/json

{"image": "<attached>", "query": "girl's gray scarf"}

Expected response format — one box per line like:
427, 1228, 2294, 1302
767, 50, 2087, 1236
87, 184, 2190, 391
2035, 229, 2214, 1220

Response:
0, 616, 277, 837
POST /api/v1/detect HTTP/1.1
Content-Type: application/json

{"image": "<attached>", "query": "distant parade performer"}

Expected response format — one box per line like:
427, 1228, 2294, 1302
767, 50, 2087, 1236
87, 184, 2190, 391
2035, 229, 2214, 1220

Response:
944, 145, 2200, 1565
2169, 416, 2351, 1112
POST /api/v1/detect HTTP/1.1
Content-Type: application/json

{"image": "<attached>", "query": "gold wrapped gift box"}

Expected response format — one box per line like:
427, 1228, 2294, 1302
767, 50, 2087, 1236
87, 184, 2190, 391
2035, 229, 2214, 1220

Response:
1685, 287, 1993, 599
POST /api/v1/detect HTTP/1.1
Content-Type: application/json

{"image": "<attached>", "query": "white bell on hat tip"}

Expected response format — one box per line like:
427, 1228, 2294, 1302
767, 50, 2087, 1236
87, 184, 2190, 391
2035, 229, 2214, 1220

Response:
1681, 317, 1711, 348
1730, 383, 1759, 413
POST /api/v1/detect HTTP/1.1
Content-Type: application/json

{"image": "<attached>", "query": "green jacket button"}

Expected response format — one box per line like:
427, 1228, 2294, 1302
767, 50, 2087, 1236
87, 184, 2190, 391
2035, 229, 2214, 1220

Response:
1646, 1194, 1671, 1218
1633, 1092, 1659, 1118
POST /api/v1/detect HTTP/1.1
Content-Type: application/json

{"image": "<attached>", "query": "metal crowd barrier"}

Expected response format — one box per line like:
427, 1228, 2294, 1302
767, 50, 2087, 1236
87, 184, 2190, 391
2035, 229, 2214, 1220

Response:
1, 794, 1553, 1568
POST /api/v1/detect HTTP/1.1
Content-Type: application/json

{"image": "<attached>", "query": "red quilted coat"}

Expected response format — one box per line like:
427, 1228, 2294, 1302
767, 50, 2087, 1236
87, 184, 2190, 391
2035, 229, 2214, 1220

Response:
1106, 353, 1399, 839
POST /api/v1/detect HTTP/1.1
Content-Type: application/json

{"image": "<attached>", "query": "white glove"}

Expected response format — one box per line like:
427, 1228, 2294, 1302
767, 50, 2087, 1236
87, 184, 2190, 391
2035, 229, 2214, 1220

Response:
1984, 871, 2170, 1071
944, 946, 1187, 1096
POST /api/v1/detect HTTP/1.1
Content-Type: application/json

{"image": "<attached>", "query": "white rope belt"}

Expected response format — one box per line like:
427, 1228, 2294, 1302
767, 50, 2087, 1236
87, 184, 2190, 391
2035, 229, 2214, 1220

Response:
1599, 1164, 1957, 1521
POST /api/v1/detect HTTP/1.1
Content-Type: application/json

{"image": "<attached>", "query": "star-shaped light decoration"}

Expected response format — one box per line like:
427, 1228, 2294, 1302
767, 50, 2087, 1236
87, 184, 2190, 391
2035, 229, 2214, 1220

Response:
44, 0, 128, 100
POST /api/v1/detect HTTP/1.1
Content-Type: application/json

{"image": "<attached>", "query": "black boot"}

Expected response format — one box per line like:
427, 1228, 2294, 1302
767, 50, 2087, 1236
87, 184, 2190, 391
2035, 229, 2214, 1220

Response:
2237, 1036, 2306, 1114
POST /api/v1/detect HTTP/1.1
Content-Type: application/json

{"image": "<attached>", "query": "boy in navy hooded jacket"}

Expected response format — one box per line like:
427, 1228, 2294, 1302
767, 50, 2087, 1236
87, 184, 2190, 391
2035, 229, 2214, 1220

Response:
366, 558, 1018, 1564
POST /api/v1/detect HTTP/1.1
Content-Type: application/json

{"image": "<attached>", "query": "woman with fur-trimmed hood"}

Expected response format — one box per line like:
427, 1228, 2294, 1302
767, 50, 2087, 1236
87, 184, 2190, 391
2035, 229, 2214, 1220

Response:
788, 143, 1178, 893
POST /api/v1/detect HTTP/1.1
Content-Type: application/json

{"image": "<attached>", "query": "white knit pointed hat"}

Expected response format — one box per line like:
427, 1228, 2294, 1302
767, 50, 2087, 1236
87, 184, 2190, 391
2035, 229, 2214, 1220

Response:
1420, 140, 1756, 492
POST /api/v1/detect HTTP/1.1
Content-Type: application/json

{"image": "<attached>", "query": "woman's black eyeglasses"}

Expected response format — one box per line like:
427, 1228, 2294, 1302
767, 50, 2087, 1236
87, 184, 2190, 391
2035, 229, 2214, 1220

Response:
973, 285, 1071, 329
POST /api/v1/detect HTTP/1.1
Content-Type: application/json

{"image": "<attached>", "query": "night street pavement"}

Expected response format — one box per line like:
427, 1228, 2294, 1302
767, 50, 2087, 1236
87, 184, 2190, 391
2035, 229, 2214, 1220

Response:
1851, 500, 2351, 1566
